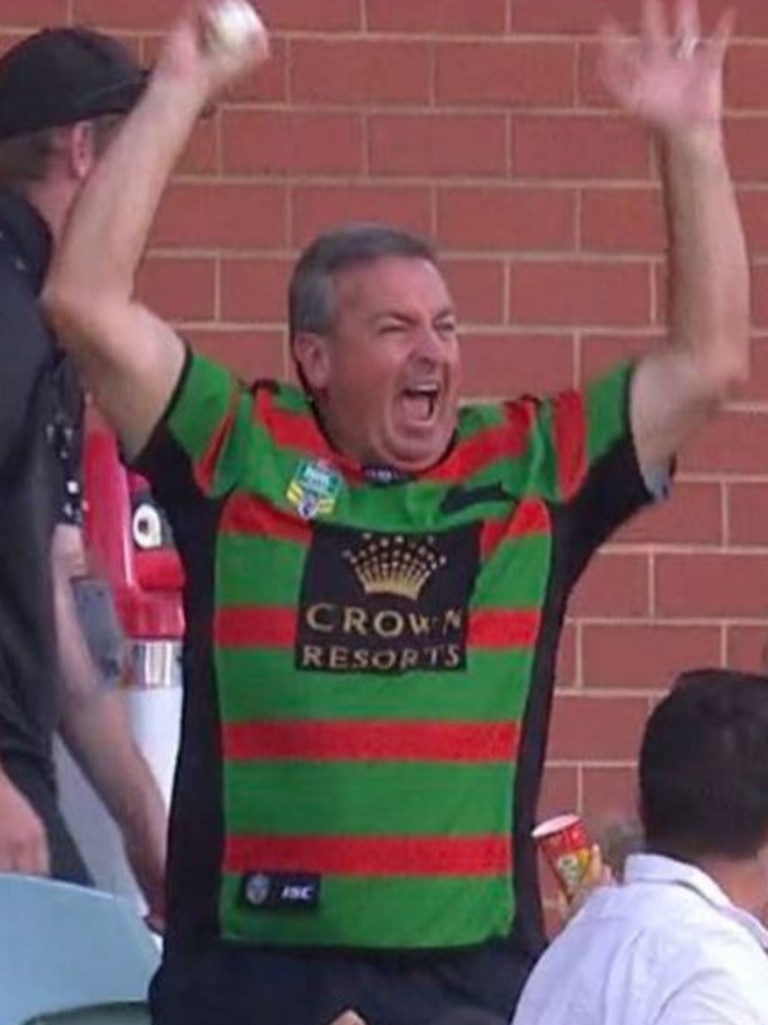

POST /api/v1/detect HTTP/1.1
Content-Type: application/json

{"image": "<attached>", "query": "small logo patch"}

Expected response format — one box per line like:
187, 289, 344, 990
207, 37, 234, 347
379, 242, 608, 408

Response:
241, 871, 321, 911
287, 459, 342, 520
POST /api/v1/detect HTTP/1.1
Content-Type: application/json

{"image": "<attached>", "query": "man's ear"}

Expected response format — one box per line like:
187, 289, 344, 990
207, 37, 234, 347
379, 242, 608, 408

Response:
292, 332, 330, 393
65, 121, 96, 182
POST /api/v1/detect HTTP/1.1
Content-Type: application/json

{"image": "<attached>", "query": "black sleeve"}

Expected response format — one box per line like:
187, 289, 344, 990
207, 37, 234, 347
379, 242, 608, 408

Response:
0, 264, 51, 477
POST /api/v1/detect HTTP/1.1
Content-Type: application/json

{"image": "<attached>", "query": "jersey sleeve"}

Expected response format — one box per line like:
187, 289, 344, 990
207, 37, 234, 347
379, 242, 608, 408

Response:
521, 362, 664, 585
132, 349, 254, 507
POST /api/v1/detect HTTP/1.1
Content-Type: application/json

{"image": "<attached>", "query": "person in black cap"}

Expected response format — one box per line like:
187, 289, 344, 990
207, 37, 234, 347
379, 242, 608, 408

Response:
0, 25, 166, 923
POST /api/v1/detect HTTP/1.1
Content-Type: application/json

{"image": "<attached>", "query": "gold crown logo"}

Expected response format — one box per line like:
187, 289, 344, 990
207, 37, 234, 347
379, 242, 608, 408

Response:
343, 534, 447, 601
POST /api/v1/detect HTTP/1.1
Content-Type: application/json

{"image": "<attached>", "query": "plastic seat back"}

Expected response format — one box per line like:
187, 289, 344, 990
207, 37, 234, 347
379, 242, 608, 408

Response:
0, 875, 158, 1025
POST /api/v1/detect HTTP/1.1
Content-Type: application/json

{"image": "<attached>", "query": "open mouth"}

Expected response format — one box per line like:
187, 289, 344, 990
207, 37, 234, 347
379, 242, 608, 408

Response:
401, 384, 440, 422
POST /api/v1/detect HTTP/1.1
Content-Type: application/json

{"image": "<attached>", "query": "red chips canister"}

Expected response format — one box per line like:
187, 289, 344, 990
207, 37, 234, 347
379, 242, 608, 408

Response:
533, 813, 592, 899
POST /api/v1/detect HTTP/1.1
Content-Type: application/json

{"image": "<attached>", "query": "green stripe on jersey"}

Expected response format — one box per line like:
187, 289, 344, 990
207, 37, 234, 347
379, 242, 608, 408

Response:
220, 873, 513, 949
225, 761, 515, 837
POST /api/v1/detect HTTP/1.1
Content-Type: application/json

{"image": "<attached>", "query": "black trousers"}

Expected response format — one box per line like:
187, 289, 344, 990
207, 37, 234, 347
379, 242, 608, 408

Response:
4, 753, 92, 885
150, 938, 536, 1025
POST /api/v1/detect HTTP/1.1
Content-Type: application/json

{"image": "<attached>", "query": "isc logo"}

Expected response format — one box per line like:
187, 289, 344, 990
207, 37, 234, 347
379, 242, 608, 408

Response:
281, 884, 315, 902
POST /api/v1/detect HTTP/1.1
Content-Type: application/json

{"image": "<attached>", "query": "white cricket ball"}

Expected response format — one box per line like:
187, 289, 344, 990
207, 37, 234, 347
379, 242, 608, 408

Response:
205, 0, 266, 56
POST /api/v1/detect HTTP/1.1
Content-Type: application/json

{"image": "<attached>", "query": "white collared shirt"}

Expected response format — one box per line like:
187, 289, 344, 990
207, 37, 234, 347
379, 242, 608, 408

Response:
511, 853, 768, 1025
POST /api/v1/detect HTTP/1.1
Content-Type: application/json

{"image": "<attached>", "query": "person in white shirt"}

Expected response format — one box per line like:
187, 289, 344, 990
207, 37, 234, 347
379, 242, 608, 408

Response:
511, 668, 768, 1025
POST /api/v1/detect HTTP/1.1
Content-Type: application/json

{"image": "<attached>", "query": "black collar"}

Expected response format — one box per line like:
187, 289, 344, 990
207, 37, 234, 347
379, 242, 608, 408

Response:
0, 187, 53, 292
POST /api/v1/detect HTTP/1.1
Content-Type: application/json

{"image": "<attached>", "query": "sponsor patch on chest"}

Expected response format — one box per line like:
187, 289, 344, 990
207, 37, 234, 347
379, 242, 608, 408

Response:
295, 524, 481, 674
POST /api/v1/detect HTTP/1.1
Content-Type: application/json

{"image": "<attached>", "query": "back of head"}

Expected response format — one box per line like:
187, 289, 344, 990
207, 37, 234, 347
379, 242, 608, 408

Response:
0, 26, 145, 189
288, 223, 438, 343
640, 668, 768, 861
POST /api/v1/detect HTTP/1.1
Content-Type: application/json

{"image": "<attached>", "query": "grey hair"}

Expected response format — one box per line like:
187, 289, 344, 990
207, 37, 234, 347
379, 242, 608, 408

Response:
288, 223, 439, 343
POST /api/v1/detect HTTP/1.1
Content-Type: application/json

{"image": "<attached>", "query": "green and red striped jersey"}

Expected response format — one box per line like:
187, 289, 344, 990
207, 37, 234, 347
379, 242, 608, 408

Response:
137, 352, 655, 954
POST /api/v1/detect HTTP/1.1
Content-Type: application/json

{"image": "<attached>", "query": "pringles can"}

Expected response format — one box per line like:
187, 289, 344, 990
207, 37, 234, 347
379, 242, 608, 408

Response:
533, 813, 592, 899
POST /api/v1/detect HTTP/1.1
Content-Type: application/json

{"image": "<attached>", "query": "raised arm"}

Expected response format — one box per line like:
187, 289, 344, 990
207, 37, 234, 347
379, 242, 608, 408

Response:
43, 4, 270, 459
600, 0, 750, 479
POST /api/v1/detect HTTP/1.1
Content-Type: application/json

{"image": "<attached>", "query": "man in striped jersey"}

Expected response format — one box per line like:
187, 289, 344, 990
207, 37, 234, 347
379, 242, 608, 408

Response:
43, 1, 748, 1023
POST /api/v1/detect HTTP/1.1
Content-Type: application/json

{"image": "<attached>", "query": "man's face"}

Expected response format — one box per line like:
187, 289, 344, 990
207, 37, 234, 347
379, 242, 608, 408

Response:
306, 256, 462, 472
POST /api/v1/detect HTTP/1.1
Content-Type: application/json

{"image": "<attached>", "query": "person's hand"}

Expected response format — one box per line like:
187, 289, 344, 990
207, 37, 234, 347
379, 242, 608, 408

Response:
557, 844, 614, 925
153, 1, 271, 104
599, 0, 732, 138
0, 775, 50, 875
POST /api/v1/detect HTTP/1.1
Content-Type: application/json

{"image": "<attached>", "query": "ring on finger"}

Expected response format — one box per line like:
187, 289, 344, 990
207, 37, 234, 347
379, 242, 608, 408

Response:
674, 36, 702, 60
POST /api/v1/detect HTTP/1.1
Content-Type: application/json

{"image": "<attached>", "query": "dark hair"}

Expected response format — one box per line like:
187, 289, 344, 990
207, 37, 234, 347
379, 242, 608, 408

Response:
640, 668, 768, 860
288, 223, 438, 343
0, 113, 121, 190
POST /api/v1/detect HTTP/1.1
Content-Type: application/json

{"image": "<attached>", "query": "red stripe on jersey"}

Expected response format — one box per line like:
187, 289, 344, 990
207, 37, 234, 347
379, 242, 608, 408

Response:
222, 720, 520, 763
553, 389, 587, 500
225, 834, 511, 876
215, 607, 297, 647
480, 498, 550, 558
468, 609, 541, 648
194, 384, 240, 493
221, 493, 312, 544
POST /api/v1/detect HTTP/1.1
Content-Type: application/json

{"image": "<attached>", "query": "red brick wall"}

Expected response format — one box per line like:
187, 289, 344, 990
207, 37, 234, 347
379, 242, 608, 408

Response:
5, 0, 768, 887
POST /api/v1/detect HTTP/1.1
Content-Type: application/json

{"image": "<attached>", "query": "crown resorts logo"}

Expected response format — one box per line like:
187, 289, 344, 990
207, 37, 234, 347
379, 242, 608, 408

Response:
296, 525, 480, 674
343, 534, 447, 602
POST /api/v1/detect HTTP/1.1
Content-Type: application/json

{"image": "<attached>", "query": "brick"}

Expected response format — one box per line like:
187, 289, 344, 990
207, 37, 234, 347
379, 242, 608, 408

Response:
511, 0, 624, 34
291, 185, 432, 248
548, 694, 650, 761
750, 264, 768, 329
136, 257, 216, 323
557, 621, 578, 689
251, 0, 361, 31
441, 259, 505, 325
614, 481, 723, 547
460, 333, 575, 399
569, 552, 651, 619
154, 183, 287, 250
724, 117, 768, 184
437, 186, 575, 252
508, 261, 651, 327
728, 483, 768, 547
74, 0, 178, 28
513, 116, 650, 180
291, 39, 431, 106
582, 623, 722, 691
582, 768, 639, 833
727, 43, 768, 110
176, 116, 219, 176
513, 0, 768, 36
220, 257, 293, 325
537, 765, 580, 824
369, 113, 507, 177
726, 626, 768, 675
656, 553, 768, 618
186, 328, 285, 383
680, 411, 768, 476
580, 187, 664, 255
739, 191, 768, 260
222, 110, 365, 176
580, 332, 664, 381
367, 0, 506, 34
1, 0, 67, 23
740, 337, 768, 403
435, 41, 575, 108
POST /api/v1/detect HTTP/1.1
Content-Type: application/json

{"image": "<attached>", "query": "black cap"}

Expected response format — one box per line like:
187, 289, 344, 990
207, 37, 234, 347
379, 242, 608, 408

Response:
0, 27, 147, 141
